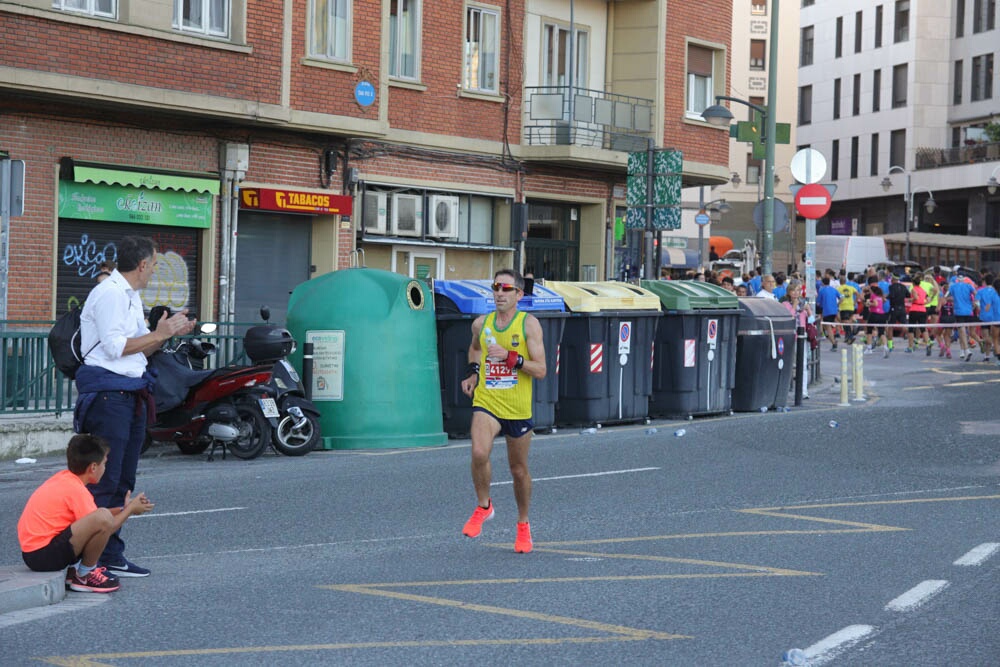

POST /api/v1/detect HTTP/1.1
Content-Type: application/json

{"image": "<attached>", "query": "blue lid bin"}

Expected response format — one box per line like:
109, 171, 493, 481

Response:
434, 280, 567, 437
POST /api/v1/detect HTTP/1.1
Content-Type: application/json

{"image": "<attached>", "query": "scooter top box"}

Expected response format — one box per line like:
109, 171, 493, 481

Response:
244, 326, 294, 362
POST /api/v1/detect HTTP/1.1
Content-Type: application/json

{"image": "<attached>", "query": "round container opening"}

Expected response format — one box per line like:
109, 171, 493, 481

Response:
406, 281, 425, 310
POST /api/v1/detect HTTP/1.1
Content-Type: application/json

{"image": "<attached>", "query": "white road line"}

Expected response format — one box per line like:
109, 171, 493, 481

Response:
0, 593, 109, 628
493, 467, 660, 485
885, 580, 949, 612
954, 542, 1000, 566
803, 624, 876, 665
135, 507, 246, 518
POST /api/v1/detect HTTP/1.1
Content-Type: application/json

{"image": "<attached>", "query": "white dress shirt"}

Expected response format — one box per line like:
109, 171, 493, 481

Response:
79, 271, 150, 378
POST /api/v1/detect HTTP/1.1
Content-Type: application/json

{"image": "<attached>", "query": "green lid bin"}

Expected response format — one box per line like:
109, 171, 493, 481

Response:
286, 268, 446, 450
640, 280, 740, 419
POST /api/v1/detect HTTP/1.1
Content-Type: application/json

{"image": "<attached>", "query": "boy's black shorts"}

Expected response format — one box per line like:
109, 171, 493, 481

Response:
22, 526, 75, 572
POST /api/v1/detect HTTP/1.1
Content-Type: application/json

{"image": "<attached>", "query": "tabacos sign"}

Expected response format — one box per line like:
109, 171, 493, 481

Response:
240, 187, 353, 216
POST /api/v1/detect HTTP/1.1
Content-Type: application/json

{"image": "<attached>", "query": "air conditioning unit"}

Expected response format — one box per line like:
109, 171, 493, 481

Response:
391, 193, 423, 237
428, 195, 459, 238
362, 192, 387, 234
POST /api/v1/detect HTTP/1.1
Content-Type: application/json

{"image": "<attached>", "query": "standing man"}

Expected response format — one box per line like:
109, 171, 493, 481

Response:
459, 269, 546, 553
74, 236, 195, 576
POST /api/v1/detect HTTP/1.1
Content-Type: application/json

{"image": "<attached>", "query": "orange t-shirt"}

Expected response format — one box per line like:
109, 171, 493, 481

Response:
17, 469, 96, 553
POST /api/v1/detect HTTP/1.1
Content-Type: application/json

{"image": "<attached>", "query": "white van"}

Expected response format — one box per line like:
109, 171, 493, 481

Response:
814, 235, 888, 275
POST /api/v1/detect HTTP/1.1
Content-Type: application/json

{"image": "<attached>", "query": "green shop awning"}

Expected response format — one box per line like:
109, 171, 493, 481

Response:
73, 166, 220, 195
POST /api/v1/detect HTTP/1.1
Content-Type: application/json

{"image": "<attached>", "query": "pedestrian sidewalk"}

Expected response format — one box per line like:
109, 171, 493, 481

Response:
0, 565, 66, 615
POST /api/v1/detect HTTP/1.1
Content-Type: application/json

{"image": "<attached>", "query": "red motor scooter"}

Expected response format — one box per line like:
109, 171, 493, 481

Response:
145, 323, 275, 460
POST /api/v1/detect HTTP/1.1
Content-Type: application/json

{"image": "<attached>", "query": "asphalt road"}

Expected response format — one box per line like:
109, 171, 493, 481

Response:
1, 346, 998, 666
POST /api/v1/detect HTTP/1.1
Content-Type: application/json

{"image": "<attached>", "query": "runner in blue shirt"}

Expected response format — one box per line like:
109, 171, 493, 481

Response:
817, 276, 843, 350
949, 278, 977, 360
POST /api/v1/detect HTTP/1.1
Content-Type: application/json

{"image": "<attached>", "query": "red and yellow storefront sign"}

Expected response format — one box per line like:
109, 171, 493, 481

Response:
240, 187, 353, 215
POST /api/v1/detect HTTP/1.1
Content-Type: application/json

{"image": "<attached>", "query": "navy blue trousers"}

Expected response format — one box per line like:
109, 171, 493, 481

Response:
82, 390, 147, 564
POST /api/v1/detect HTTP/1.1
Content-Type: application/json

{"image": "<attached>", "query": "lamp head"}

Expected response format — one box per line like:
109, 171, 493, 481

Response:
730, 172, 742, 188
988, 177, 999, 195
717, 201, 732, 214
924, 198, 937, 214
701, 104, 734, 127
880, 176, 893, 192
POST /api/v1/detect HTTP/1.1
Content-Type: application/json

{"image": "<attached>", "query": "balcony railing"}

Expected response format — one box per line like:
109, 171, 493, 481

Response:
915, 141, 1000, 169
523, 86, 654, 153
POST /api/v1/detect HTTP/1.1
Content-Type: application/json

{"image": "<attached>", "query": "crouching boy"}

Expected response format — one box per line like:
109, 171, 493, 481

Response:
17, 434, 154, 593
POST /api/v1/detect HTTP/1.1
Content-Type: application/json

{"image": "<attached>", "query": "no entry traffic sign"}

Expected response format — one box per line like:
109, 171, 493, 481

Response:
794, 183, 832, 219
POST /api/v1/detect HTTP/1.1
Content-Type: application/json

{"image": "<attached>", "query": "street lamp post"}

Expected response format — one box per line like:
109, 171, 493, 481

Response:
702, 94, 776, 276
881, 166, 936, 262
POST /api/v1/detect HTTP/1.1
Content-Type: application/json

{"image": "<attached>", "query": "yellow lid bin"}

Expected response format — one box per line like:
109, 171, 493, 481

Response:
541, 281, 661, 427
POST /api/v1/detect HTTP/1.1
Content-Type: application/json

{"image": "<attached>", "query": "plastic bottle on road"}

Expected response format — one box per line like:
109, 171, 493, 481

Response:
673, 429, 686, 437
645, 428, 658, 435
829, 420, 839, 428
780, 648, 809, 666
581, 427, 597, 435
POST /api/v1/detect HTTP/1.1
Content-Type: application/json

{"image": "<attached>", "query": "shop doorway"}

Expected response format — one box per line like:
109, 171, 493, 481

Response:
235, 213, 312, 325
524, 202, 579, 280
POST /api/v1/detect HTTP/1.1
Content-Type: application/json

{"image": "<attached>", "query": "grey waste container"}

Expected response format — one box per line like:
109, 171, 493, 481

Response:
733, 297, 797, 412
544, 281, 661, 427
641, 280, 740, 419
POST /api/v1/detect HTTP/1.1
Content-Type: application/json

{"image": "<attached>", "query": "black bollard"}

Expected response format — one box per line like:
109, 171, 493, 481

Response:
302, 342, 313, 401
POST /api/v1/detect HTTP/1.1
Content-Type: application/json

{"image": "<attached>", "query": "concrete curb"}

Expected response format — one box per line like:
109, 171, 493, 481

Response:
0, 565, 66, 615
0, 415, 74, 462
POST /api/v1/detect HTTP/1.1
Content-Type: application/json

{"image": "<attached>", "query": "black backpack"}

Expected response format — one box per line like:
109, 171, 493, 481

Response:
48, 307, 98, 379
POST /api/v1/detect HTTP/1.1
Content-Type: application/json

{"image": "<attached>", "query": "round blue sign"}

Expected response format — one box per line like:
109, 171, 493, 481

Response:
354, 80, 376, 107
694, 212, 711, 226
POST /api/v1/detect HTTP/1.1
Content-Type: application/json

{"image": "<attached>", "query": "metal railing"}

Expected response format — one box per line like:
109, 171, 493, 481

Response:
523, 85, 654, 152
915, 141, 1000, 169
0, 321, 270, 416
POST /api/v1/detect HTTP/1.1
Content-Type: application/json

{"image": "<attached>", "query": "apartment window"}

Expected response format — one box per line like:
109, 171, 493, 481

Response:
892, 63, 908, 107
174, 0, 229, 37
53, 0, 115, 17
544, 23, 589, 89
971, 53, 994, 101
873, 69, 882, 111
686, 44, 717, 117
800, 26, 814, 66
465, 5, 500, 93
309, 0, 351, 61
833, 78, 842, 119
973, 0, 996, 31
952, 127, 962, 147
850, 136, 859, 179
389, 0, 420, 80
747, 155, 762, 185
749, 96, 765, 120
831, 139, 840, 180
835, 17, 843, 58
855, 11, 863, 52
954, 60, 964, 104
894, 0, 910, 42
957, 0, 966, 37
750, 40, 766, 70
798, 85, 813, 125
889, 128, 906, 168
751, 2, 767, 15
870, 133, 880, 177
802, 0, 814, 6
875, 5, 884, 47
853, 73, 862, 115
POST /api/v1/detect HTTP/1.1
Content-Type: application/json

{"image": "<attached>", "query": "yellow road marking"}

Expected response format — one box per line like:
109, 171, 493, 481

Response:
37, 636, 659, 666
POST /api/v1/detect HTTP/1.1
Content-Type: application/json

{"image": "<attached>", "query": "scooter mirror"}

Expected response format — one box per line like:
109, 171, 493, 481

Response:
199, 322, 218, 335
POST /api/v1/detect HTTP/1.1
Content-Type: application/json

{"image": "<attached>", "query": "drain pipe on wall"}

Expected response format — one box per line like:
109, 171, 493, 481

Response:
219, 143, 248, 329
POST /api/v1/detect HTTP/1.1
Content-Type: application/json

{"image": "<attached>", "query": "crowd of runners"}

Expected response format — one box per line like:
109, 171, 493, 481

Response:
806, 266, 997, 363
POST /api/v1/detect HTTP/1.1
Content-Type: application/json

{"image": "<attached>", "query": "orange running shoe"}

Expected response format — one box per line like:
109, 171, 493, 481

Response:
514, 522, 533, 553
462, 500, 494, 538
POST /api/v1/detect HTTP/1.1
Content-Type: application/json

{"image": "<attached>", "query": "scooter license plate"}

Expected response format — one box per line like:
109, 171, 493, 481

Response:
259, 397, 280, 418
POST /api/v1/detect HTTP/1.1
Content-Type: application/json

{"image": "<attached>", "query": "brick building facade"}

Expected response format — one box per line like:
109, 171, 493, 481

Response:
0, 0, 732, 323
